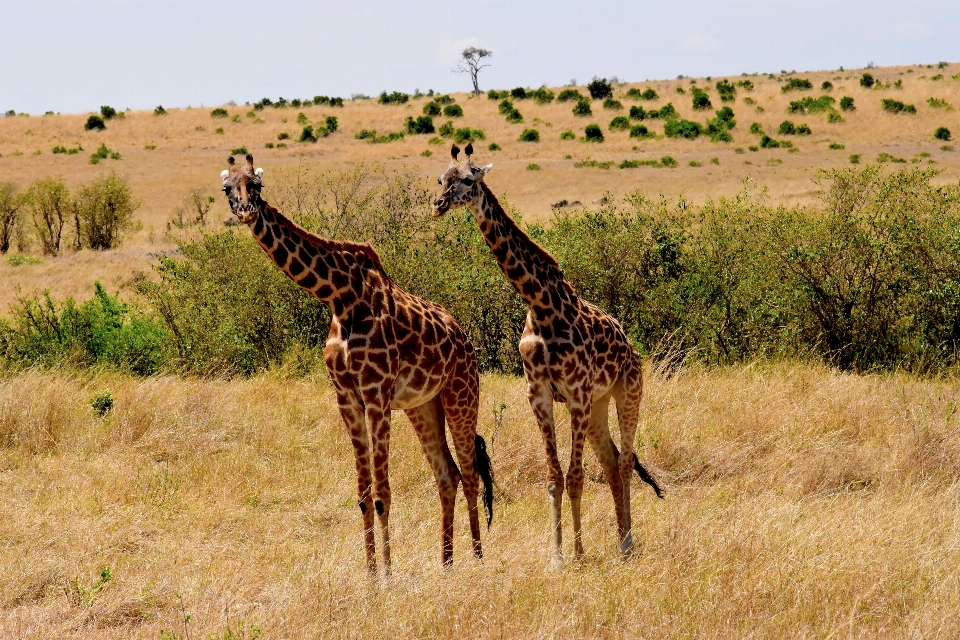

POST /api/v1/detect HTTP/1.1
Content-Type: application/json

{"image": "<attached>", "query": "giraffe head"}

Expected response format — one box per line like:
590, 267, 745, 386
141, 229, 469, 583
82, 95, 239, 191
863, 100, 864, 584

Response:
220, 154, 265, 224
432, 143, 493, 217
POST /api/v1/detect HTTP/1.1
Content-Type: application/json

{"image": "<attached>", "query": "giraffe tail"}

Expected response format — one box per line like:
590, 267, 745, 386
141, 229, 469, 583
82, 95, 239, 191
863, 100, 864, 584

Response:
632, 453, 664, 499
474, 435, 495, 528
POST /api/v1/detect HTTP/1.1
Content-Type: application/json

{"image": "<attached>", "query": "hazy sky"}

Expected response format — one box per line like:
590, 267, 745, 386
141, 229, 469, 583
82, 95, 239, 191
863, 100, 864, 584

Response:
2, 0, 958, 115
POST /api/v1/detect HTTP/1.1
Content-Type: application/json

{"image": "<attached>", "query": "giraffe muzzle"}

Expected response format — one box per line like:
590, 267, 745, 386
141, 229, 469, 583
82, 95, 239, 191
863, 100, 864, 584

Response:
432, 196, 450, 217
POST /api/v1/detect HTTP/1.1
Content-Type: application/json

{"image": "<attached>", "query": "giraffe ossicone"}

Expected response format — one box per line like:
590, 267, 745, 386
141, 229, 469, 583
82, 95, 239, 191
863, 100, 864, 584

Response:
433, 145, 663, 565
221, 155, 494, 572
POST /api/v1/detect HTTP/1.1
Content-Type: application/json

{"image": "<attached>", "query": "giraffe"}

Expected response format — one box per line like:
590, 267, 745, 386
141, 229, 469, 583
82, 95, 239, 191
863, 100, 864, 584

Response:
220, 154, 493, 572
432, 144, 662, 566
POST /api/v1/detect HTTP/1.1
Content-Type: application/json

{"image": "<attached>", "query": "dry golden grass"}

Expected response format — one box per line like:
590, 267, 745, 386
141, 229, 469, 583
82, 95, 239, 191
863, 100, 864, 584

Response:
1, 63, 959, 308
1, 363, 959, 638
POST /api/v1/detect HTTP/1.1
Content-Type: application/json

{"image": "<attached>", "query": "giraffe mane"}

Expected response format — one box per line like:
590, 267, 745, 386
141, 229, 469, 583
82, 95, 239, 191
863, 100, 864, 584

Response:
479, 181, 561, 271
262, 200, 390, 276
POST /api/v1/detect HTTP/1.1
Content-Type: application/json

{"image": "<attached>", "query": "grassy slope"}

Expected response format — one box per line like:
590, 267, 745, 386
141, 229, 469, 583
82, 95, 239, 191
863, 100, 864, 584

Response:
1, 63, 959, 308
1, 365, 959, 638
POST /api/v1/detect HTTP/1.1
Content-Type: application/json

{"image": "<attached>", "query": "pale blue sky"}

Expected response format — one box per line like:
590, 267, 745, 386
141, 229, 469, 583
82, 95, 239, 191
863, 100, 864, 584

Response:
1, 0, 958, 115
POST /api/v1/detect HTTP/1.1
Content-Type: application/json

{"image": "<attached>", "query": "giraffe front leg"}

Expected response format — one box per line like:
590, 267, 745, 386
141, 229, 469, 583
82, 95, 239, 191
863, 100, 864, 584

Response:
614, 357, 644, 558
566, 397, 591, 562
336, 392, 377, 572
366, 404, 393, 574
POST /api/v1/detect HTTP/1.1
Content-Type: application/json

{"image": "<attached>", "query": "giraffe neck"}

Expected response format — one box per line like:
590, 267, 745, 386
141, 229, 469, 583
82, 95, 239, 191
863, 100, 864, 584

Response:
248, 199, 387, 317
470, 183, 576, 315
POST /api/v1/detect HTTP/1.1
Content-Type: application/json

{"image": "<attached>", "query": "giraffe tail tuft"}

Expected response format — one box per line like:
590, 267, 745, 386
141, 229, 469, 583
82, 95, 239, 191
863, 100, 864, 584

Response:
632, 453, 664, 499
474, 435, 495, 528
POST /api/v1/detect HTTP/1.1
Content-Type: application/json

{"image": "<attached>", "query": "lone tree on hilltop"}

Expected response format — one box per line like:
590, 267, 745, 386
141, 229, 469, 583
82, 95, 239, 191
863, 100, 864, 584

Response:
454, 47, 492, 95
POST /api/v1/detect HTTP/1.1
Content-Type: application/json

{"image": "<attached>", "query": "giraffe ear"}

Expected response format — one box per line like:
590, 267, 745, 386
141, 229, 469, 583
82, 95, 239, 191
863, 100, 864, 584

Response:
220, 169, 230, 183
476, 163, 493, 180
255, 167, 264, 179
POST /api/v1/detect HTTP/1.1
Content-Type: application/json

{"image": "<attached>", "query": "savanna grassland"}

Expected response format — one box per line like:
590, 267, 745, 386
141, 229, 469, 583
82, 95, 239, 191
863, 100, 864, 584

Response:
2, 64, 960, 638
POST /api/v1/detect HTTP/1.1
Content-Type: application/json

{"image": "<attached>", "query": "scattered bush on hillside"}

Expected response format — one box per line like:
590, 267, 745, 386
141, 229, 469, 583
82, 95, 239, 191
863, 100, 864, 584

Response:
882, 99, 916, 114
574, 157, 614, 169
443, 104, 463, 118
423, 101, 441, 116
25, 177, 70, 256
0, 182, 22, 254
789, 96, 836, 114
609, 116, 630, 131
572, 99, 593, 117
73, 173, 137, 250
829, 142, 845, 150
603, 98, 623, 110
526, 163, 540, 171
211, 108, 229, 118
529, 87, 555, 104
665, 119, 703, 139
583, 124, 604, 142
760, 135, 782, 148
716, 80, 736, 102
706, 107, 736, 142
877, 152, 907, 164
781, 78, 813, 92
299, 126, 317, 142
378, 91, 409, 105
405, 116, 435, 135
629, 105, 646, 120
828, 112, 845, 123
935, 127, 952, 141
560, 130, 576, 140
488, 142, 501, 151
927, 98, 953, 110
454, 128, 486, 144
85, 115, 106, 131
840, 96, 855, 111
821, 81, 834, 91
510, 87, 527, 100
648, 103, 678, 120
736, 79, 754, 91
587, 77, 613, 100
486, 89, 509, 100
749, 122, 763, 134
100, 106, 117, 120
296, 112, 308, 125
230, 146, 248, 155
438, 121, 455, 138
626, 87, 658, 100
629, 124, 653, 138
154, 105, 167, 116
860, 73, 875, 88
557, 89, 583, 102
692, 89, 712, 110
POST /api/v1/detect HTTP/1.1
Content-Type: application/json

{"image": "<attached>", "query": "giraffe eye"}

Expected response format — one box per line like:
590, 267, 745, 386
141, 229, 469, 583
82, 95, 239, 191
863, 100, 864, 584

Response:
463, 178, 474, 187
438, 178, 442, 185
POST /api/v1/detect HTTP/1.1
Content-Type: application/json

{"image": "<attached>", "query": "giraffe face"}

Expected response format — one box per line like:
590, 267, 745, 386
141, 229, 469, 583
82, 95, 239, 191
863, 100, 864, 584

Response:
432, 146, 492, 217
221, 154, 264, 224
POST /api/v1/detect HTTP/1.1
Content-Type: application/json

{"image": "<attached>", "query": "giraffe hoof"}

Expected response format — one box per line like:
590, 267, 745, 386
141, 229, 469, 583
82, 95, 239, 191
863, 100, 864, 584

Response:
620, 531, 635, 558
549, 555, 565, 571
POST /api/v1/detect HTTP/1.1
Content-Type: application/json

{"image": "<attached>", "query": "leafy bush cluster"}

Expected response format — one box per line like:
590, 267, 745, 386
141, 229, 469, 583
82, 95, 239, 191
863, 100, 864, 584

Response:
583, 124, 604, 142
487, 89, 509, 100
629, 124, 653, 139
528, 87, 555, 104
519, 129, 539, 142
603, 98, 623, 111
691, 88, 712, 110
788, 95, 835, 114
572, 99, 592, 117
781, 78, 813, 92
6, 167, 960, 376
778, 120, 812, 135
378, 91, 409, 105
935, 127, 952, 141
620, 157, 677, 169
52, 143, 83, 155
664, 119, 703, 139
626, 87, 659, 101
499, 99, 523, 123
716, 80, 736, 102
840, 96, 856, 111
706, 107, 736, 142
882, 99, 917, 114
443, 104, 464, 118
557, 89, 583, 103
405, 116, 435, 135
587, 78, 613, 100
211, 108, 229, 118
299, 116, 339, 142
609, 116, 630, 131
860, 73, 876, 88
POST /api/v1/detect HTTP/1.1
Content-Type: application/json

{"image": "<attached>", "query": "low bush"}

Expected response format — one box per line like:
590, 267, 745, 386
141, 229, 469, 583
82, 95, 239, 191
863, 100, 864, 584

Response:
689, 160, 702, 167
829, 142, 845, 150
378, 91, 409, 105
154, 105, 167, 116
560, 130, 576, 140
736, 79, 755, 91
603, 98, 622, 110
84, 115, 106, 131
660, 156, 678, 167
373, 132, 406, 144
821, 81, 834, 91
934, 127, 952, 141
609, 116, 630, 131
587, 77, 613, 100
860, 73, 875, 88
574, 157, 614, 169
629, 105, 646, 120
716, 80, 736, 102
706, 107, 736, 142
629, 124, 652, 138
882, 99, 916, 114
73, 172, 137, 250
405, 116, 435, 135
529, 87, 555, 104
211, 108, 229, 118
692, 89, 712, 110
781, 78, 813, 92
877, 152, 907, 164
453, 128, 485, 144
487, 89, 509, 100
510, 87, 527, 100
573, 99, 593, 117
423, 101, 441, 116
760, 135, 782, 148
626, 87, 658, 100
749, 122, 763, 134
778, 121, 795, 134
329, 97, 344, 107
498, 99, 514, 115
100, 105, 117, 119
443, 104, 463, 118
849, 154, 861, 163
505, 108, 523, 124
828, 112, 845, 123
296, 112, 308, 125
796, 123, 811, 135
230, 146, 248, 155
664, 119, 702, 139
488, 142, 501, 151
557, 89, 583, 102
526, 163, 540, 171
0, 182, 21, 254
648, 103, 678, 120
299, 126, 317, 142
583, 124, 604, 142
840, 96, 855, 111
25, 177, 69, 255
788, 95, 835, 114
277, 132, 290, 140
355, 129, 377, 141
927, 98, 953, 110
439, 121, 455, 138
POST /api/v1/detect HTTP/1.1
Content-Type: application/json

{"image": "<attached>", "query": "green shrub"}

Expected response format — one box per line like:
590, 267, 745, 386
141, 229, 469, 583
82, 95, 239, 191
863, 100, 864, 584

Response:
778, 120, 796, 135
660, 156, 678, 167
373, 131, 405, 144
526, 163, 540, 171
603, 98, 622, 110
73, 173, 137, 250
626, 87, 658, 100
849, 154, 861, 163
664, 119, 702, 139
882, 99, 916, 114
749, 122, 763, 134
829, 142, 845, 150
299, 126, 317, 142
405, 116, 435, 135
877, 152, 907, 163
84, 115, 106, 131
296, 112, 308, 125
25, 177, 70, 255
692, 89, 712, 110
355, 129, 377, 141
277, 132, 290, 140
378, 91, 409, 105
648, 103, 678, 120
454, 128, 485, 144
716, 80, 736, 102
529, 87, 555, 104
230, 146, 248, 155
90, 390, 113, 417
840, 96, 855, 111
629, 105, 646, 120
557, 89, 583, 102
329, 97, 344, 107
573, 99, 592, 117
324, 116, 338, 133
828, 112, 845, 123
609, 116, 630, 131
505, 108, 523, 124
760, 135, 781, 148
788, 95, 835, 114
927, 98, 953, 109
574, 157, 614, 169
154, 105, 167, 116
211, 108, 229, 118
423, 101, 441, 116
821, 81, 834, 91
587, 78, 613, 100
488, 142, 501, 151
935, 127, 952, 141
710, 157, 720, 165
214, 127, 224, 135
498, 99, 514, 115
439, 121, 455, 138
629, 125, 652, 138
560, 130, 576, 140
100, 105, 117, 120
487, 89, 509, 100
736, 79, 755, 91
264, 142, 274, 149
781, 78, 813, 92
518, 129, 540, 142
510, 87, 527, 100
583, 124, 604, 142
796, 123, 811, 135
443, 104, 464, 118
860, 73, 875, 88
689, 160, 702, 167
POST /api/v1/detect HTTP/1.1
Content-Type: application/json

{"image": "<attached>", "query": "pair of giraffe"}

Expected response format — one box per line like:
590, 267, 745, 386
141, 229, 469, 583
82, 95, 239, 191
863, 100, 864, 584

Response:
221, 148, 661, 572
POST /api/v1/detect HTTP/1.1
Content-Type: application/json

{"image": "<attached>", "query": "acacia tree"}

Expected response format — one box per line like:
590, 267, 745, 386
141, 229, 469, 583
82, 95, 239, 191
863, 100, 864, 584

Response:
0, 182, 22, 253
454, 47, 492, 95
27, 177, 70, 256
